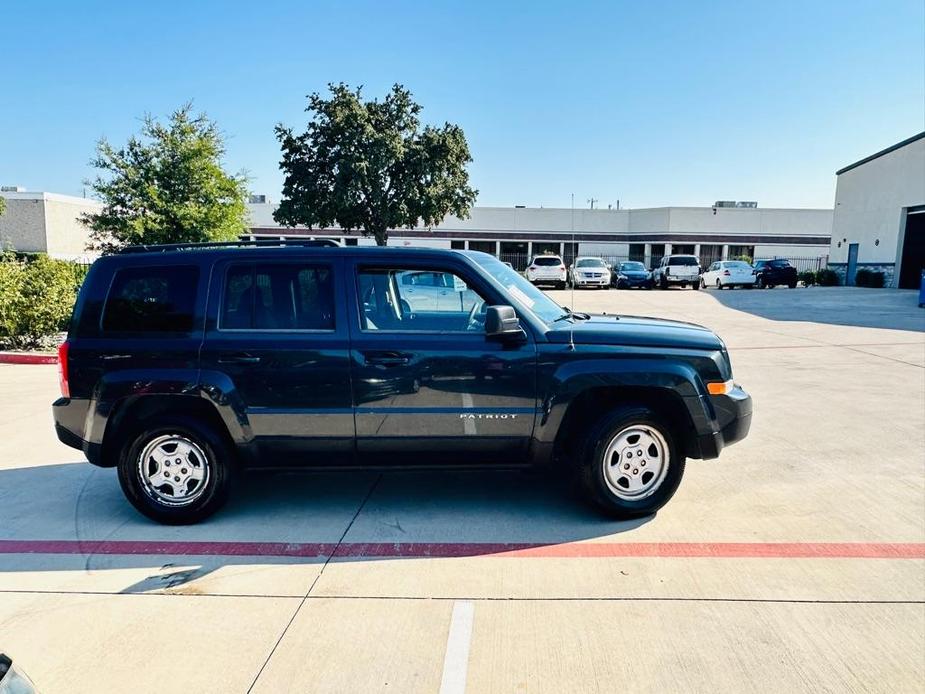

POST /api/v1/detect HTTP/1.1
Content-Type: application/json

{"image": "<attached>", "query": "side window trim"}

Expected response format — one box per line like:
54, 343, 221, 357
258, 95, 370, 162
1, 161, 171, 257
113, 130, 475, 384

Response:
217, 260, 337, 333
355, 264, 490, 336
99, 264, 200, 336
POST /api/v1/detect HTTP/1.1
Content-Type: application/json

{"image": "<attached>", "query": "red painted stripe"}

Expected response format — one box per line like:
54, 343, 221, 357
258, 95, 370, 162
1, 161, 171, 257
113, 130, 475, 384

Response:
0, 352, 58, 365
0, 540, 921, 560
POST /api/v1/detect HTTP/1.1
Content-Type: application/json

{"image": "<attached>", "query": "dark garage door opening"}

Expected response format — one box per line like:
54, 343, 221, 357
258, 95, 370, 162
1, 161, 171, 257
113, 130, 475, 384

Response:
898, 208, 925, 289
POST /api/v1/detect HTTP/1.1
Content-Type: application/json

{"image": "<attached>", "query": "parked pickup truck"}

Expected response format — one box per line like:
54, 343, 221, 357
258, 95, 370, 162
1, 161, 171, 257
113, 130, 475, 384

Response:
53, 242, 752, 524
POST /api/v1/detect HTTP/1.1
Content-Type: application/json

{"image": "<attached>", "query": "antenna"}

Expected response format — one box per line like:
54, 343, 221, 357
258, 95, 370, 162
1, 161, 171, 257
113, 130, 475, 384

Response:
570, 193, 576, 350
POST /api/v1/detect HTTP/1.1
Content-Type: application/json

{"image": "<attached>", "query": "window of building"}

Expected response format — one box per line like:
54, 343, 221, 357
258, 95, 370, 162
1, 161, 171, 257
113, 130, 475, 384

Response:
102, 266, 199, 335
221, 263, 334, 331
728, 245, 755, 261
344, 238, 358, 247
357, 267, 487, 333
699, 244, 723, 266
468, 241, 496, 255
628, 244, 645, 262
672, 244, 696, 255
450, 240, 466, 250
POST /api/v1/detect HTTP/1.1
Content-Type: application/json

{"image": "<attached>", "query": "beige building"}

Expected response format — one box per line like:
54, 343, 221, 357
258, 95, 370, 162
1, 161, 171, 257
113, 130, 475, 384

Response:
0, 190, 100, 260
829, 132, 925, 288
247, 201, 833, 270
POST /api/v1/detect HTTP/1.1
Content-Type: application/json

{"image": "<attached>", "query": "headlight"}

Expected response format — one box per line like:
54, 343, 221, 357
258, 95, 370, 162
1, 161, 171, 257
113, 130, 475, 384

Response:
0, 655, 37, 694
618, 274, 627, 280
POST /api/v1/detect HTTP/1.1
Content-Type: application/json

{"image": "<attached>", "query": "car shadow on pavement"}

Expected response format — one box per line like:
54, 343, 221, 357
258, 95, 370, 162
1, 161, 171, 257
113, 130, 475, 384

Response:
0, 462, 652, 590
702, 287, 925, 332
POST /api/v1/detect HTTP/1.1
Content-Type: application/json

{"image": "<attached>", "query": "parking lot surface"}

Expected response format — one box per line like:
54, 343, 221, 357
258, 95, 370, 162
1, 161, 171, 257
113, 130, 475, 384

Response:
1, 286, 923, 693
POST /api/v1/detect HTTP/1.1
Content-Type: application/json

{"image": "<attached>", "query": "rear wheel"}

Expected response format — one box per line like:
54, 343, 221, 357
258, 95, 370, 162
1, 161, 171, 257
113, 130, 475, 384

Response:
788, 280, 797, 289
691, 281, 699, 290
757, 276, 767, 289
575, 406, 685, 518
660, 276, 668, 290
117, 417, 234, 524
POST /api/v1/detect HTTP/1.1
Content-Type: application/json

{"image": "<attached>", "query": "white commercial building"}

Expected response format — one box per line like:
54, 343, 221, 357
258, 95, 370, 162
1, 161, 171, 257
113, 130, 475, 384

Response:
247, 202, 832, 270
828, 132, 925, 288
0, 189, 101, 261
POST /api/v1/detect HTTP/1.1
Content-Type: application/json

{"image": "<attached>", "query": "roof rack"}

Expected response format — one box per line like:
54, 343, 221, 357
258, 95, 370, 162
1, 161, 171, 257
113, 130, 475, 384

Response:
119, 238, 341, 254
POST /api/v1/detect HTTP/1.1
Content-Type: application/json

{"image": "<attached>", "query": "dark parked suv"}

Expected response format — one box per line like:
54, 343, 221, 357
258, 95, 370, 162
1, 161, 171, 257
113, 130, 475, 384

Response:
53, 241, 752, 524
753, 259, 798, 288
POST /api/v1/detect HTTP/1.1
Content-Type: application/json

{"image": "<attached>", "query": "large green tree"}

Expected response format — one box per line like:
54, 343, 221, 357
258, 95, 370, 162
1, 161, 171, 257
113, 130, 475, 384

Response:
0, 195, 6, 218
82, 104, 248, 253
275, 83, 477, 245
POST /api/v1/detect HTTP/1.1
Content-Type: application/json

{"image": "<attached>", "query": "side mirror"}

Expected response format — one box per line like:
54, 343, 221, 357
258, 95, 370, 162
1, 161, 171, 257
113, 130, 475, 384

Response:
485, 305, 525, 342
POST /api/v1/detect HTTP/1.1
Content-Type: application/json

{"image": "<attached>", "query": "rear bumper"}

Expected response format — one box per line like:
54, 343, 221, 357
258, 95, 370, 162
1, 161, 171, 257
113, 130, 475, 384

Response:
693, 386, 753, 459
53, 397, 102, 465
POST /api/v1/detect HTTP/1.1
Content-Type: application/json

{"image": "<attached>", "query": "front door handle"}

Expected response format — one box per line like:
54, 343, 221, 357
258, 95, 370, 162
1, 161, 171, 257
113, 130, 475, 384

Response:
218, 353, 261, 365
363, 351, 411, 367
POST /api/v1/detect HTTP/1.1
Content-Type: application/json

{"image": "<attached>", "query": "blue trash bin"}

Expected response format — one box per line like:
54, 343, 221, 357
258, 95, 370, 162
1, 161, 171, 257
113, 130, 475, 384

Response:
920, 270, 925, 308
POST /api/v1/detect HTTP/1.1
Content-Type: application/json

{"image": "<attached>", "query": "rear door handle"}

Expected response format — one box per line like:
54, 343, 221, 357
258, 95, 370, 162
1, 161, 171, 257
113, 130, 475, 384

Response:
218, 353, 261, 365
363, 351, 411, 366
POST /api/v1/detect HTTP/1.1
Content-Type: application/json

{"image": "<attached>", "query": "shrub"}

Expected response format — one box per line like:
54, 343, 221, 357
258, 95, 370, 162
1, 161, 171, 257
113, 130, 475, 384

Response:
854, 268, 885, 288
816, 268, 840, 286
0, 253, 80, 349
798, 270, 816, 287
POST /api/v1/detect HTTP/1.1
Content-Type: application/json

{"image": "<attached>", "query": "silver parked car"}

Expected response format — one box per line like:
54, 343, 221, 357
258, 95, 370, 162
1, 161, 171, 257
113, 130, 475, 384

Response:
568, 257, 612, 289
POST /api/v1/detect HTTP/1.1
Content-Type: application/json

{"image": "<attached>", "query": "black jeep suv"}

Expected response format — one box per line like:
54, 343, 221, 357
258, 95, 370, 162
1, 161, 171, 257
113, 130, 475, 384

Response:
53, 241, 752, 524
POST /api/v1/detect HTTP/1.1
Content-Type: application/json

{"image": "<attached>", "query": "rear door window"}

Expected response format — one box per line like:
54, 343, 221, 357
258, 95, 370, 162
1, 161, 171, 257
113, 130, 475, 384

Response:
101, 266, 199, 335
533, 257, 562, 266
221, 263, 334, 331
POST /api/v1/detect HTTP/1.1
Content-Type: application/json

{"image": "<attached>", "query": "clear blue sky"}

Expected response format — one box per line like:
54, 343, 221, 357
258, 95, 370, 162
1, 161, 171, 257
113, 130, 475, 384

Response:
1, 0, 922, 210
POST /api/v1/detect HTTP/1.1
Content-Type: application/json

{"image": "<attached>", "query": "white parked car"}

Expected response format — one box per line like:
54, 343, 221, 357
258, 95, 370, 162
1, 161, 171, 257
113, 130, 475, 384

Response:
652, 254, 701, 290
525, 255, 567, 289
397, 270, 480, 311
700, 260, 757, 289
568, 257, 612, 289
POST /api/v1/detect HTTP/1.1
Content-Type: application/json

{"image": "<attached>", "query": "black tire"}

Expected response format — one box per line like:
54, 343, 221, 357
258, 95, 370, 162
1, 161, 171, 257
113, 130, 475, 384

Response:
660, 277, 669, 290
574, 405, 686, 518
788, 281, 797, 289
117, 416, 234, 524
691, 281, 700, 291
757, 276, 766, 289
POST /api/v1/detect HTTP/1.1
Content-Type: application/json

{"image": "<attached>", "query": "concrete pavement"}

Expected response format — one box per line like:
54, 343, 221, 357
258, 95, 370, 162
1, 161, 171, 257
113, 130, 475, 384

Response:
0, 286, 922, 692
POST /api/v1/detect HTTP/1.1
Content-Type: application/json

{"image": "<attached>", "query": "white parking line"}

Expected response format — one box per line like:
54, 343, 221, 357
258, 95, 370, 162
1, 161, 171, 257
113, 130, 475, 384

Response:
439, 600, 475, 694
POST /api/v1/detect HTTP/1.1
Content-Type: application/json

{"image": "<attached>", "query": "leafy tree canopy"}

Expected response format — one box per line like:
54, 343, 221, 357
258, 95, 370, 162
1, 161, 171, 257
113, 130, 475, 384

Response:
0, 195, 6, 217
275, 83, 477, 245
82, 104, 248, 253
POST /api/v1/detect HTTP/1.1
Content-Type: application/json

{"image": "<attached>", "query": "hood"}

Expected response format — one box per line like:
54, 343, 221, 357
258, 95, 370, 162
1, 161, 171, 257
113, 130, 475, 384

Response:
618, 270, 650, 278
546, 314, 723, 350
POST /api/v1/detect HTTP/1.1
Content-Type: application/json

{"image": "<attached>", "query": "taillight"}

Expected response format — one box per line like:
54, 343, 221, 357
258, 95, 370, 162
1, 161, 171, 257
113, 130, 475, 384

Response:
559, 266, 566, 271
58, 341, 70, 398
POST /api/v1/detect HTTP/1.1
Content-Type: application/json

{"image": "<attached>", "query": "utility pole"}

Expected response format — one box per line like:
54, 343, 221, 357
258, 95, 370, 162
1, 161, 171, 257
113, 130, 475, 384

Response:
587, 197, 598, 209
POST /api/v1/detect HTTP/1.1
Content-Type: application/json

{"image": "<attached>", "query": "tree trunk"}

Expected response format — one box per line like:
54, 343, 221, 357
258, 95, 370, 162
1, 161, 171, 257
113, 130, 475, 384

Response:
373, 226, 389, 246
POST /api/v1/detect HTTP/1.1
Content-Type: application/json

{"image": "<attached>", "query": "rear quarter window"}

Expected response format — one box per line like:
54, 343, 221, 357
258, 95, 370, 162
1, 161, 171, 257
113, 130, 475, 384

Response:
101, 266, 199, 335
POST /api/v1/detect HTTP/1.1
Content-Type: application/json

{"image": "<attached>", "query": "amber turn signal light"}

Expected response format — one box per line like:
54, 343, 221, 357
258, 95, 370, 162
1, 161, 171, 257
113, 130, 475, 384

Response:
707, 380, 733, 396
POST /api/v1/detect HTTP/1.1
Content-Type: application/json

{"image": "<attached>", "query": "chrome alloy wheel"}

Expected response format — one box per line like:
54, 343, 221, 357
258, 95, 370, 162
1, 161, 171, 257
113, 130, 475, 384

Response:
602, 425, 670, 500
137, 434, 210, 507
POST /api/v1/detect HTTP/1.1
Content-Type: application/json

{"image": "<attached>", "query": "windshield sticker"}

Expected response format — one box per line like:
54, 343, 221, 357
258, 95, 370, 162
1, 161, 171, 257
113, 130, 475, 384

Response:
506, 284, 536, 308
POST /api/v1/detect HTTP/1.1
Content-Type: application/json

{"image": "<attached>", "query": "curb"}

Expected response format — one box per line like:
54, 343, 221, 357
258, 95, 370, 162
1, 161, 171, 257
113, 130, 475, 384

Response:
0, 352, 58, 365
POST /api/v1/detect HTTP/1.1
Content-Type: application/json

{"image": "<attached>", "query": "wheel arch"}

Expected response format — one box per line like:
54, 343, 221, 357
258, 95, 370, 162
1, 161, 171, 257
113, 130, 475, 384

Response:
99, 394, 239, 469
551, 385, 701, 464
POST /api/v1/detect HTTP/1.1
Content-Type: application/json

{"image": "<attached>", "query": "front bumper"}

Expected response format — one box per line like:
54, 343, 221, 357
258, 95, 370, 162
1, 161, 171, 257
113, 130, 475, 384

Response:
574, 277, 609, 286
616, 276, 651, 287
693, 385, 753, 459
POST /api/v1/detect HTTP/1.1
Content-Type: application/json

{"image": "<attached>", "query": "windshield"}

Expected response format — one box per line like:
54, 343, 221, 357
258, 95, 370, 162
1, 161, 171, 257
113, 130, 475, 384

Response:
466, 252, 567, 323
725, 261, 752, 269
620, 262, 646, 272
533, 256, 562, 266
576, 258, 605, 268
669, 256, 699, 266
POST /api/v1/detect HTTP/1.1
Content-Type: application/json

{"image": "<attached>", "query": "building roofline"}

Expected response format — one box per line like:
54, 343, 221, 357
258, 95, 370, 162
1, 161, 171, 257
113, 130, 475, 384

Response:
835, 132, 925, 176
0, 190, 103, 207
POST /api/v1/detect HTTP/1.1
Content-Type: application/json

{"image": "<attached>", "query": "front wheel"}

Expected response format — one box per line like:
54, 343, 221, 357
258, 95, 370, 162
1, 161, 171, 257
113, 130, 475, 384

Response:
691, 281, 700, 290
575, 406, 685, 518
117, 417, 234, 524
